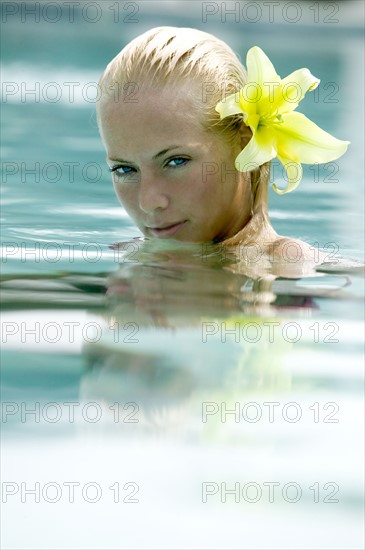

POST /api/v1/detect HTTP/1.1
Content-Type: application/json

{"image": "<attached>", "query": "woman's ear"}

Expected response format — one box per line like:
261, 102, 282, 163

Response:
238, 123, 252, 149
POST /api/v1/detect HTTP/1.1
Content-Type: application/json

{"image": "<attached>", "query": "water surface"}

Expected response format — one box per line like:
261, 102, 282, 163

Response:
1, 3, 364, 549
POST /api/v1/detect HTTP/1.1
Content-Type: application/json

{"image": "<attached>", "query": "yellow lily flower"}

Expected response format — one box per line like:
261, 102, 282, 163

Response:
216, 46, 350, 193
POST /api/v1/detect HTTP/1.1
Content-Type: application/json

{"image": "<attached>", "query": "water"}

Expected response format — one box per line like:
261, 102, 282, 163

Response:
1, 2, 364, 549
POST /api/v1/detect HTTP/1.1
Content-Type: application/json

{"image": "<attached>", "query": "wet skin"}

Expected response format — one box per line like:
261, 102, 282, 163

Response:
98, 87, 252, 243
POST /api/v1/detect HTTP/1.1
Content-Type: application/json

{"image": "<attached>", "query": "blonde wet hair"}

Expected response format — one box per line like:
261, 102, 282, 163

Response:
97, 26, 269, 215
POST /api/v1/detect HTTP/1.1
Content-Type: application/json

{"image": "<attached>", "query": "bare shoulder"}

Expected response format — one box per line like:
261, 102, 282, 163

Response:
270, 236, 325, 264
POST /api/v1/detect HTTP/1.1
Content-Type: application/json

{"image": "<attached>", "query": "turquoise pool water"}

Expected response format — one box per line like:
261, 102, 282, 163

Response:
1, 2, 364, 549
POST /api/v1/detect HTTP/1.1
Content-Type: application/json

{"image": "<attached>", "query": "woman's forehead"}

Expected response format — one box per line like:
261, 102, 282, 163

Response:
98, 93, 215, 161
100, 85, 205, 133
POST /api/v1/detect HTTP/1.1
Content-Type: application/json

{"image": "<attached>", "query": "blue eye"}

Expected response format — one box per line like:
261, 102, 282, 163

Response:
167, 157, 189, 167
110, 165, 135, 177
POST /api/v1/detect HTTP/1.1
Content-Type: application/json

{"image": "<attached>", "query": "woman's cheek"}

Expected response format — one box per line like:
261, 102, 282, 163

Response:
113, 180, 129, 205
115, 185, 142, 222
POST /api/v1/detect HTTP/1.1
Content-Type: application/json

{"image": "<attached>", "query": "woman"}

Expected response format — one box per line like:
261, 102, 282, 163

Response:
96, 26, 348, 262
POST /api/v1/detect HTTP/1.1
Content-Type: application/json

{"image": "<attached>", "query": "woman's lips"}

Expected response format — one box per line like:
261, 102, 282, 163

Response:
147, 221, 187, 238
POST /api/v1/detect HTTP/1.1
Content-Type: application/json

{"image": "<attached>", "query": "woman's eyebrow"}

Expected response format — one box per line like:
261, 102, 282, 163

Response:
152, 146, 182, 159
108, 146, 183, 164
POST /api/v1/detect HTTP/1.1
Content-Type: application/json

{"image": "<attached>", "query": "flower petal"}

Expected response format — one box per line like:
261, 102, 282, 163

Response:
273, 112, 350, 164
246, 46, 282, 118
246, 46, 280, 88
277, 69, 320, 113
216, 90, 260, 130
235, 127, 276, 172
215, 45, 350, 196
273, 155, 303, 194
215, 91, 244, 119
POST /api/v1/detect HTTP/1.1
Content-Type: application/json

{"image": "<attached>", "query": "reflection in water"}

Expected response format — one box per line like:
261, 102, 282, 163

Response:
72, 238, 359, 439
1, 237, 364, 550
2, 6, 364, 547
105, 237, 356, 322
1, 237, 362, 439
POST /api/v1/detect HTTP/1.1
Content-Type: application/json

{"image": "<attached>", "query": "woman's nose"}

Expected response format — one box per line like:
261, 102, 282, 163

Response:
138, 176, 169, 213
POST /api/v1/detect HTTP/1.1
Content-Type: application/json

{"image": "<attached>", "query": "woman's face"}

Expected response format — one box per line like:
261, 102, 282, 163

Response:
98, 86, 252, 242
